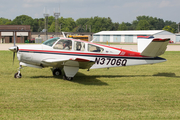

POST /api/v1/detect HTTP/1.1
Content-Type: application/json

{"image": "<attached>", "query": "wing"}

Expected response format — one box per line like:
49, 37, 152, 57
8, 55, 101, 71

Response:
69, 58, 95, 69
42, 58, 68, 67
42, 58, 95, 69
140, 38, 170, 57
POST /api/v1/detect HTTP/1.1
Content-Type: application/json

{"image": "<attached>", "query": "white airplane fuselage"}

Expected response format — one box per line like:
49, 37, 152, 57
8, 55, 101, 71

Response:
17, 40, 166, 69
9, 37, 168, 80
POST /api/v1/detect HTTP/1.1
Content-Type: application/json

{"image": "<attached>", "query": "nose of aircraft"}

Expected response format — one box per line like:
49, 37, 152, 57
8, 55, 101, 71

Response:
9, 46, 18, 52
9, 46, 19, 64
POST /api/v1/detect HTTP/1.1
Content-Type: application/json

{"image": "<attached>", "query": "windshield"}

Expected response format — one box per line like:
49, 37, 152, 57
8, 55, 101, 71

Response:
43, 38, 59, 47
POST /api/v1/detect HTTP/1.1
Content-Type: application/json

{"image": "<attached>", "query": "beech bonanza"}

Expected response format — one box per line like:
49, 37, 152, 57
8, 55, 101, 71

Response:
9, 34, 170, 80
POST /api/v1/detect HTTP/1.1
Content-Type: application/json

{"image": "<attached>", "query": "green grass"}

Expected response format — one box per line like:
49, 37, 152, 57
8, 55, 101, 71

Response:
0, 51, 180, 119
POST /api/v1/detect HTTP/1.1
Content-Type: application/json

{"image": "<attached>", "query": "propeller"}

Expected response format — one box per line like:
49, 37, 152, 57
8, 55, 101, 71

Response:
8, 32, 18, 64
13, 31, 15, 46
13, 52, 15, 64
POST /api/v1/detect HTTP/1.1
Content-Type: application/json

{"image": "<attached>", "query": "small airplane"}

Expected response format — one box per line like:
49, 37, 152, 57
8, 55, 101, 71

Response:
9, 32, 170, 80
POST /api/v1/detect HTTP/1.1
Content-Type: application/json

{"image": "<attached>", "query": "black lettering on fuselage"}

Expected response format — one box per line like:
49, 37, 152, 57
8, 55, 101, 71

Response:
95, 57, 101, 64
95, 57, 127, 66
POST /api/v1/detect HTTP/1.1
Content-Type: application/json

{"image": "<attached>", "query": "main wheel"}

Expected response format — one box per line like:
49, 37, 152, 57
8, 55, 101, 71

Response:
53, 69, 62, 76
63, 75, 73, 81
14, 72, 22, 78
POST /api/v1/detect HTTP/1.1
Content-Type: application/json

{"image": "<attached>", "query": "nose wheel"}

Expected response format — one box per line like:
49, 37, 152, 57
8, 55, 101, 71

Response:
14, 72, 22, 78
14, 65, 22, 78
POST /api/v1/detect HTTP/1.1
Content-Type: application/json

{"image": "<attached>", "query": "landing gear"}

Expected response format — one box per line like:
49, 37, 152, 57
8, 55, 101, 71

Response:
63, 75, 73, 81
53, 68, 62, 76
14, 65, 22, 78
14, 72, 22, 78
52, 68, 73, 80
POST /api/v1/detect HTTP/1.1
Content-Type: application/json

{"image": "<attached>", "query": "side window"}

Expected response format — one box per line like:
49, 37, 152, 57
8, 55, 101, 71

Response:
53, 39, 72, 50
74, 41, 85, 51
88, 44, 104, 53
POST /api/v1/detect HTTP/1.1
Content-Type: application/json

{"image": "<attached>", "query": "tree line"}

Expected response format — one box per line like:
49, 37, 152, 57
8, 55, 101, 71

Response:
0, 15, 178, 33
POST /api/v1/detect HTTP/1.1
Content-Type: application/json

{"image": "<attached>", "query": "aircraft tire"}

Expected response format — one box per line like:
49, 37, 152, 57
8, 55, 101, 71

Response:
67, 77, 73, 81
53, 69, 62, 76
63, 75, 73, 81
14, 72, 22, 78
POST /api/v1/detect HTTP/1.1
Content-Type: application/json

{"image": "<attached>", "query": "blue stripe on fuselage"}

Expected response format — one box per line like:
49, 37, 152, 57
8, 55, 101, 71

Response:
19, 50, 166, 61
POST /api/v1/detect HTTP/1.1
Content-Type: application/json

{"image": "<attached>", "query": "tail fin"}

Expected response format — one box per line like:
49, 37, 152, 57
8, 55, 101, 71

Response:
140, 38, 170, 57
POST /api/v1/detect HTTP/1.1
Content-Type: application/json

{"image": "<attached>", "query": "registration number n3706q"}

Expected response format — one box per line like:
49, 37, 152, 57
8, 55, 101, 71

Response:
95, 57, 127, 66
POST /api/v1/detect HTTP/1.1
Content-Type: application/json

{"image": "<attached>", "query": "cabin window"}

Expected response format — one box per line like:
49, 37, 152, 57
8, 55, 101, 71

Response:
43, 38, 59, 47
53, 39, 72, 50
88, 44, 104, 53
74, 41, 85, 51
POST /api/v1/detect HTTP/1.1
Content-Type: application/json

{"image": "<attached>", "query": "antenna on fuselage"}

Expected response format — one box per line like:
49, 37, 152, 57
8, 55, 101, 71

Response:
91, 37, 96, 43
62, 32, 66, 38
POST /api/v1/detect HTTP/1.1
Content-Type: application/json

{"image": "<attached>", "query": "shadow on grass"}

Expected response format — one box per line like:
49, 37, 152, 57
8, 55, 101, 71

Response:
31, 73, 109, 86
30, 72, 180, 86
86, 73, 180, 78
89, 72, 180, 78
153, 72, 180, 78
68, 72, 180, 85
71, 77, 108, 86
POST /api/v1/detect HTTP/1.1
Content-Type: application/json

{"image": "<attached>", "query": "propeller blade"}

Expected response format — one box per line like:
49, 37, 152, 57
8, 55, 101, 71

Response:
14, 32, 16, 46
13, 52, 15, 65
9, 32, 17, 65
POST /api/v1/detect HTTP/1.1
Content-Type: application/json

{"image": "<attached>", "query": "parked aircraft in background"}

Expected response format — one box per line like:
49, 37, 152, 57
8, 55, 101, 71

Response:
9, 33, 170, 80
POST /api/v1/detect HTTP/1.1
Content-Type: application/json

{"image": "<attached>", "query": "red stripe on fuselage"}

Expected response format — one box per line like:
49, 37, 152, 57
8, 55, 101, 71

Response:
19, 48, 143, 58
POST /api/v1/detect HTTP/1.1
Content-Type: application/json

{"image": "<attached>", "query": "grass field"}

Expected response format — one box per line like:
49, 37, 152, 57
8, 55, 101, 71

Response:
0, 51, 180, 119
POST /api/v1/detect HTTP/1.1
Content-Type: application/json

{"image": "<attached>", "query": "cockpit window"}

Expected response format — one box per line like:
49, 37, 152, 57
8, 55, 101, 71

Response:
74, 41, 85, 51
53, 39, 72, 50
43, 38, 59, 47
88, 44, 104, 53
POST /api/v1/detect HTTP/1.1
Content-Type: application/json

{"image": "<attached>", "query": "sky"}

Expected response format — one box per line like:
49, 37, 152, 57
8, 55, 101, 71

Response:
0, 0, 180, 23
